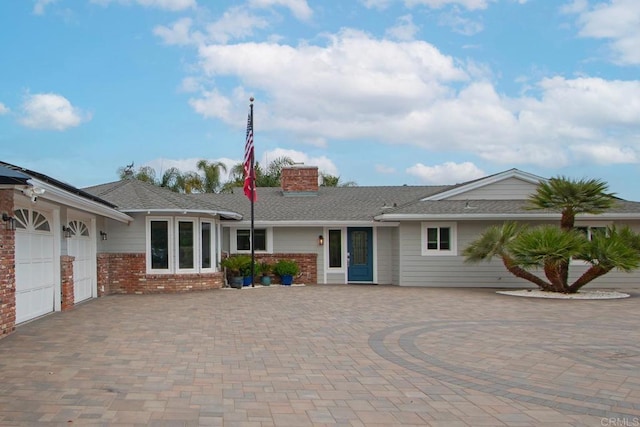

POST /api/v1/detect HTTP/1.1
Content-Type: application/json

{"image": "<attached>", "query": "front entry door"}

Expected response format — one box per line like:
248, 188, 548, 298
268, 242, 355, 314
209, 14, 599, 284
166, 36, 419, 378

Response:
347, 227, 373, 282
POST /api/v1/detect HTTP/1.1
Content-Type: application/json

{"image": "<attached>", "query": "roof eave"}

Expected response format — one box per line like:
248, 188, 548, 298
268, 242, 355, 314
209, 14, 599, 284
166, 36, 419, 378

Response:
123, 208, 242, 220
28, 178, 133, 224
374, 213, 640, 221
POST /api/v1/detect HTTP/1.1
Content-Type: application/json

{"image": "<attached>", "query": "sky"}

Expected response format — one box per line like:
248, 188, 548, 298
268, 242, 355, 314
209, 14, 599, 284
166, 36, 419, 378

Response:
1, 0, 640, 199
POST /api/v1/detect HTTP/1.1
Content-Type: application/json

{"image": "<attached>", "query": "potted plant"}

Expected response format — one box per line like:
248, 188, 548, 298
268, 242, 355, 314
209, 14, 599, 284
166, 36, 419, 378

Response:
259, 261, 272, 286
220, 255, 251, 289
274, 259, 299, 286
239, 258, 256, 287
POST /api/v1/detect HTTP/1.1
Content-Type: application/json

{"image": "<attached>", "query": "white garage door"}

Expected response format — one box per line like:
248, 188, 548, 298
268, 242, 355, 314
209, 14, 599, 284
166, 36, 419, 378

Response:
67, 219, 94, 303
14, 208, 56, 324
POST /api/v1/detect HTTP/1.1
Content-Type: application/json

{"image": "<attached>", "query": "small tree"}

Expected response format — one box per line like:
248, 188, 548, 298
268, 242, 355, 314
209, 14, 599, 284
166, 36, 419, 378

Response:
464, 176, 640, 293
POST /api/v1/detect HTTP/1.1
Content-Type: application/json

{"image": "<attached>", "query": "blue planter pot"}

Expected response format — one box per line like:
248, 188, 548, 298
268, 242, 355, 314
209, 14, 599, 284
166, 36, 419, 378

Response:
242, 276, 253, 287
261, 275, 271, 286
231, 276, 243, 289
280, 274, 293, 286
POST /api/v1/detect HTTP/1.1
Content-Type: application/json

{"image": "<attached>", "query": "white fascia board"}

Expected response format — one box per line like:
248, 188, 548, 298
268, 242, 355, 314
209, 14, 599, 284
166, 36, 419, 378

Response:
375, 213, 640, 221
28, 178, 133, 224
422, 169, 546, 201
124, 209, 243, 220
223, 220, 400, 227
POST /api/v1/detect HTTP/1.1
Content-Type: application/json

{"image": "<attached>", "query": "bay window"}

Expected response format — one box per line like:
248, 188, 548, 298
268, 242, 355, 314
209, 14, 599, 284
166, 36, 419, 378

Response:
147, 217, 217, 274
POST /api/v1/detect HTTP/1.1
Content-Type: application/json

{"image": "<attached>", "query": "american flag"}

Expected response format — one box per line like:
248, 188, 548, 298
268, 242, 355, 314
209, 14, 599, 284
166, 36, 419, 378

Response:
243, 105, 257, 202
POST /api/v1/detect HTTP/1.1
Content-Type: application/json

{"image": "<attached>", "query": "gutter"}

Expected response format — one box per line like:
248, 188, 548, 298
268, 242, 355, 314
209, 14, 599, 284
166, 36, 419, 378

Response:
28, 178, 133, 224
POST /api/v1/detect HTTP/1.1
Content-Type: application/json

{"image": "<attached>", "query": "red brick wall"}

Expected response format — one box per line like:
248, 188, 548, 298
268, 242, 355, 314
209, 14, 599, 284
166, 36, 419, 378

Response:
0, 189, 16, 338
253, 253, 317, 284
60, 255, 75, 311
281, 166, 319, 193
97, 253, 224, 294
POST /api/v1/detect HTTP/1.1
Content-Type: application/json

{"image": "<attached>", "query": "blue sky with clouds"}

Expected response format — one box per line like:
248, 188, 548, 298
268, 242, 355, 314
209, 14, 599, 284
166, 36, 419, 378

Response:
1, 0, 640, 199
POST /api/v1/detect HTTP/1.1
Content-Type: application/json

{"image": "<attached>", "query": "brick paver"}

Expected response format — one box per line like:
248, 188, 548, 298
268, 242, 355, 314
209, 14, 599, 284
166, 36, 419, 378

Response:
0, 285, 639, 426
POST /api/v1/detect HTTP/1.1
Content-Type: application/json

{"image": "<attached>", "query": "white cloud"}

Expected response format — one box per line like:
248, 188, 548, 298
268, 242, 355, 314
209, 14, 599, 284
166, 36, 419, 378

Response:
0, 102, 9, 115
386, 15, 419, 41
153, 18, 196, 46
182, 27, 640, 169
188, 89, 233, 122
261, 148, 338, 175
90, 0, 196, 12
33, 0, 57, 15
205, 7, 270, 44
570, 144, 639, 164
438, 7, 484, 35
568, 0, 640, 65
406, 161, 485, 184
248, 0, 313, 20
404, 0, 494, 10
19, 93, 90, 131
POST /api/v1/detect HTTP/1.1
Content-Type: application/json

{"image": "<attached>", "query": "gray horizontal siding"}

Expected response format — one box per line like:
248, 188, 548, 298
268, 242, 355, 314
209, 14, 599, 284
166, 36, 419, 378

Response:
100, 214, 146, 253
448, 177, 538, 200
399, 220, 640, 289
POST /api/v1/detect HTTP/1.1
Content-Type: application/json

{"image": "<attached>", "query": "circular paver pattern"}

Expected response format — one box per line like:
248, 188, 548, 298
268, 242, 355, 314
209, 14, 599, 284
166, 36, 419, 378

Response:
370, 320, 640, 419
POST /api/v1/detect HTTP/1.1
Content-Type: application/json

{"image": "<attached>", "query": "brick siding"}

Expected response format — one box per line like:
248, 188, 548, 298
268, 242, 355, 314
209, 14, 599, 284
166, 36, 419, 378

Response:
97, 253, 224, 294
0, 189, 16, 337
60, 255, 75, 311
251, 253, 317, 285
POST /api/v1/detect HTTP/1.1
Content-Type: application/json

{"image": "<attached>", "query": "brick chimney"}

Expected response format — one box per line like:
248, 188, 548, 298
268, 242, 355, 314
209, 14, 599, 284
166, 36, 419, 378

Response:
281, 165, 319, 194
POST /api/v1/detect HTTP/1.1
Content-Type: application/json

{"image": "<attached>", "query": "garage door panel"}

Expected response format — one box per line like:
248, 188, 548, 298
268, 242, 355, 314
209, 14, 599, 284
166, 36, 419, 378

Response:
15, 208, 56, 324
68, 219, 94, 303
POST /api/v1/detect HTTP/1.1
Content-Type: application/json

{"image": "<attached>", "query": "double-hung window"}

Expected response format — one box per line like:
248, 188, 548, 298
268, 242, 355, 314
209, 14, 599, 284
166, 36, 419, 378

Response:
421, 222, 457, 256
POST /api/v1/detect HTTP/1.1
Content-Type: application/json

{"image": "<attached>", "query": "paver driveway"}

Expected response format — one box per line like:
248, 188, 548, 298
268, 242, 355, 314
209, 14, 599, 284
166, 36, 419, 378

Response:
0, 285, 639, 426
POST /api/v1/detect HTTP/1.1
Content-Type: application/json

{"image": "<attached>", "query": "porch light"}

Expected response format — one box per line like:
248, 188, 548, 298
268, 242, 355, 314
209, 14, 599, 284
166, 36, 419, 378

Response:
100, 231, 108, 241
2, 213, 16, 231
318, 235, 324, 246
62, 225, 72, 238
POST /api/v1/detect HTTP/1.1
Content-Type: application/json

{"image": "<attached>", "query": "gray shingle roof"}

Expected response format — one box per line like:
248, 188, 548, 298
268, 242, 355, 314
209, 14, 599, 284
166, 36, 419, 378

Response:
84, 178, 640, 223
194, 185, 450, 222
84, 179, 242, 219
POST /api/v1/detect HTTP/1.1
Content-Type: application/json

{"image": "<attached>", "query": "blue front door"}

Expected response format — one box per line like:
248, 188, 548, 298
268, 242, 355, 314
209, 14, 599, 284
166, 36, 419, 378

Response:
347, 227, 373, 282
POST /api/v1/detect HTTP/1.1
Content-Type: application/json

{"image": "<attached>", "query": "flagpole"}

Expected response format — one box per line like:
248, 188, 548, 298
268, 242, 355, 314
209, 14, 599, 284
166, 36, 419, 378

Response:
250, 97, 255, 287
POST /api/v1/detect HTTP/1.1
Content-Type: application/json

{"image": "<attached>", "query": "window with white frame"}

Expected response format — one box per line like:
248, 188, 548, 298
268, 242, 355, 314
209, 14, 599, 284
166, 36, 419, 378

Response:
233, 228, 270, 252
421, 222, 457, 256
328, 229, 342, 268
147, 217, 217, 274
575, 225, 608, 240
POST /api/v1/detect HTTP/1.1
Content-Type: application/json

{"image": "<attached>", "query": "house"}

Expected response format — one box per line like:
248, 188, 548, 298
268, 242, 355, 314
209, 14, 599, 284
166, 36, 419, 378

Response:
2, 160, 640, 339
0, 161, 132, 335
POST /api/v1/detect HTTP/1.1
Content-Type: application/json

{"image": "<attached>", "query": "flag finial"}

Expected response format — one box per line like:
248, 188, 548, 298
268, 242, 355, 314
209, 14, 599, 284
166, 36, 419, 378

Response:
250, 97, 254, 103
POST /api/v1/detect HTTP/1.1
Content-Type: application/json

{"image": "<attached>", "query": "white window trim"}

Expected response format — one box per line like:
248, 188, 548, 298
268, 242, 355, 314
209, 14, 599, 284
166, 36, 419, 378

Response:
200, 219, 216, 273
175, 217, 198, 274
326, 228, 346, 271
230, 227, 273, 253
147, 216, 174, 274
421, 222, 457, 256
572, 222, 611, 265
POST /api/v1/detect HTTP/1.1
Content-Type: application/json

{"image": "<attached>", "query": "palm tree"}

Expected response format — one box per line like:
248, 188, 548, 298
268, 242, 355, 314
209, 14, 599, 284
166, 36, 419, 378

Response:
465, 176, 640, 293
463, 222, 553, 291
196, 160, 227, 193
320, 173, 357, 187
179, 171, 204, 194
526, 176, 617, 287
527, 176, 616, 230
159, 167, 182, 192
